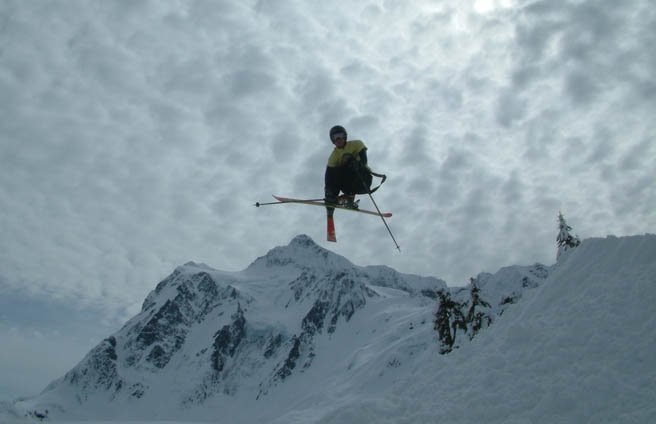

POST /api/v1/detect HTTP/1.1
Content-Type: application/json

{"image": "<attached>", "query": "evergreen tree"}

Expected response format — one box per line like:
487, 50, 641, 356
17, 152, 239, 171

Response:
557, 212, 581, 259
466, 278, 492, 340
434, 290, 466, 354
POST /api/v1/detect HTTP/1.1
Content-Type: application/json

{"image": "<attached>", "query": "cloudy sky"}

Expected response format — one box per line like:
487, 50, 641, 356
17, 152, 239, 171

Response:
1, 0, 654, 399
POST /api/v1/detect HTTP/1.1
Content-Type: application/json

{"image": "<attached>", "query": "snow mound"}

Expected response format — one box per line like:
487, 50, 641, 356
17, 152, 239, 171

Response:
316, 234, 656, 424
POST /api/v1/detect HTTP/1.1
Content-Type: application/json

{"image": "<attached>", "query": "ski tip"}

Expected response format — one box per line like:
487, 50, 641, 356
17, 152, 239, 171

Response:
327, 215, 336, 242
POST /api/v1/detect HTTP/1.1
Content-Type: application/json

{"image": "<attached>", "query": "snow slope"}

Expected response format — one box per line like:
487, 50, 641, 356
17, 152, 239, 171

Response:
313, 235, 656, 424
6, 234, 655, 424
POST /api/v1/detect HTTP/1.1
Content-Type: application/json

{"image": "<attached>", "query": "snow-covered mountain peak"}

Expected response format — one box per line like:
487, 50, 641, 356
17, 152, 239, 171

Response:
14, 235, 655, 423
139, 261, 240, 315
288, 234, 318, 248
246, 234, 352, 273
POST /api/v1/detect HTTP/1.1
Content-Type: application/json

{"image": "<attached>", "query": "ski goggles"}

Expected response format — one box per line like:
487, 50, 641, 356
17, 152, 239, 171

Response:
331, 132, 347, 142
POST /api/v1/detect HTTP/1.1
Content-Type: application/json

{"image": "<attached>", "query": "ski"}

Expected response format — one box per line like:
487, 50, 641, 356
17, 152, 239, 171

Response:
271, 195, 393, 218
327, 215, 336, 242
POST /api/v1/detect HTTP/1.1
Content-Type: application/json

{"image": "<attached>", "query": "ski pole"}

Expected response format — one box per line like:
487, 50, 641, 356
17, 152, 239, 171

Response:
356, 171, 401, 251
366, 190, 401, 251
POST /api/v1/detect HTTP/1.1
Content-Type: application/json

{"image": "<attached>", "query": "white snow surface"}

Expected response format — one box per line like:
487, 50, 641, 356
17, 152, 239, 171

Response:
4, 234, 656, 424
314, 234, 656, 424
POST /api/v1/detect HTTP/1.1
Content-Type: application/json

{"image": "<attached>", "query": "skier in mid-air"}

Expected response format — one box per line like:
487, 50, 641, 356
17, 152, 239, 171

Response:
323, 124, 381, 242
255, 124, 398, 249
324, 125, 373, 214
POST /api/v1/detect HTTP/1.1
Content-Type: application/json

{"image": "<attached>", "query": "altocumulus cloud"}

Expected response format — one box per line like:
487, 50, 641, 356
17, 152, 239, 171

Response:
0, 1, 655, 399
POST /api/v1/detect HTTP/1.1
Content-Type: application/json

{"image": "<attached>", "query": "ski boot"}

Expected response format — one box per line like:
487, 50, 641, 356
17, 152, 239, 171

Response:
338, 195, 360, 210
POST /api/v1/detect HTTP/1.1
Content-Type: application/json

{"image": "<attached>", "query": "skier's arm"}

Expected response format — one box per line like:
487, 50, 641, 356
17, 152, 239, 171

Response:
358, 148, 368, 166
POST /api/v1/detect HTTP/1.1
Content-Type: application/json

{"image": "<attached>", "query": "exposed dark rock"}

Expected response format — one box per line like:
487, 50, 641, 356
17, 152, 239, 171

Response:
264, 334, 284, 359
146, 345, 168, 369
130, 383, 146, 399
302, 300, 329, 334
211, 304, 247, 373
530, 263, 549, 279
277, 336, 301, 380
64, 335, 121, 400
500, 295, 518, 308
137, 300, 186, 347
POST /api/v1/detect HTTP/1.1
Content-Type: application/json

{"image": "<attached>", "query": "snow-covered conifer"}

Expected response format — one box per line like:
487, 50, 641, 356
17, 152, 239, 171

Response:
466, 278, 492, 339
434, 290, 466, 354
557, 212, 581, 259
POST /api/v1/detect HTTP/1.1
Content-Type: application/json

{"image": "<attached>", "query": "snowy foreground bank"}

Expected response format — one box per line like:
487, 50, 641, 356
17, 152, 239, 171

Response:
3, 234, 655, 424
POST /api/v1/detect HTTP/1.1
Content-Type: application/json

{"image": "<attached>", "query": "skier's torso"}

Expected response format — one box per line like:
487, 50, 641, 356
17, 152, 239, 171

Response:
326, 140, 366, 168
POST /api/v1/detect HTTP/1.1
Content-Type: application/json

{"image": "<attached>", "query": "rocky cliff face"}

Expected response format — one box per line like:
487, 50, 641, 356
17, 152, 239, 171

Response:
30, 236, 446, 414
262, 268, 379, 396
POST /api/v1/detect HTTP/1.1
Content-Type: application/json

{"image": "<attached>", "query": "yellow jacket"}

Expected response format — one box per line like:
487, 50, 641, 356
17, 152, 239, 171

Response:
326, 140, 367, 168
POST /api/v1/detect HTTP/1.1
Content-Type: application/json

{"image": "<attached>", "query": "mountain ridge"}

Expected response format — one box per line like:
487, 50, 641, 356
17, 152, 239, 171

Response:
16, 234, 452, 421
8, 234, 655, 423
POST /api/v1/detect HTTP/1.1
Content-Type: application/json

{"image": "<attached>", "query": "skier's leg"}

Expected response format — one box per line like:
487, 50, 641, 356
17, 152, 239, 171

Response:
324, 187, 338, 217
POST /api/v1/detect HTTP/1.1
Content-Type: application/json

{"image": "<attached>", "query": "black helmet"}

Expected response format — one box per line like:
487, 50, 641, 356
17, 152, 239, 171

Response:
329, 125, 347, 142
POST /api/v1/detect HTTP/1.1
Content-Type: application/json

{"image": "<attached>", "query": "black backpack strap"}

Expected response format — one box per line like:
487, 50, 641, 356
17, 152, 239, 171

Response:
368, 170, 387, 194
